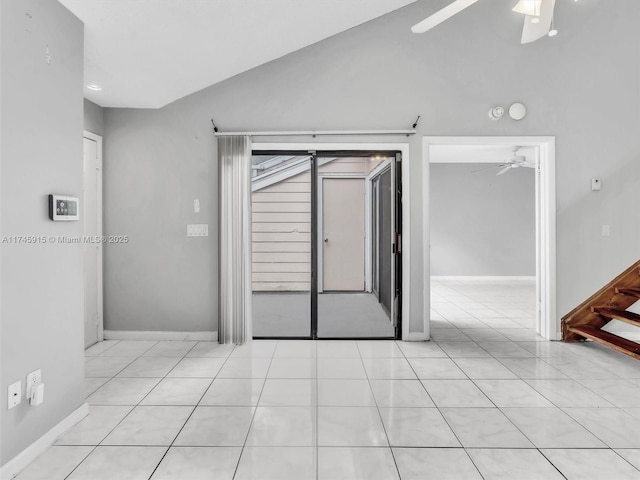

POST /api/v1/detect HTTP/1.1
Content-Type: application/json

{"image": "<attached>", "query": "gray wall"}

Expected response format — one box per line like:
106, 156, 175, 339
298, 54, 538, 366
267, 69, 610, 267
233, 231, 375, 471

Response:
103, 0, 640, 334
84, 98, 104, 136
430, 163, 535, 276
103, 108, 215, 331
0, 0, 84, 466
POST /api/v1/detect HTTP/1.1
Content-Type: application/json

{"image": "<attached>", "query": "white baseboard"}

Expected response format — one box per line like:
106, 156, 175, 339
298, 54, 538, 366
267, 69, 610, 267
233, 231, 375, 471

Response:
431, 276, 536, 282
104, 330, 218, 341
403, 332, 431, 342
1, 403, 89, 480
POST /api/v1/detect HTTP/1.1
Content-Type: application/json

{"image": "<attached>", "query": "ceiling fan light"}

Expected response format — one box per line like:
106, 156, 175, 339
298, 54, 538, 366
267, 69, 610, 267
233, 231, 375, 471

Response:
512, 0, 542, 16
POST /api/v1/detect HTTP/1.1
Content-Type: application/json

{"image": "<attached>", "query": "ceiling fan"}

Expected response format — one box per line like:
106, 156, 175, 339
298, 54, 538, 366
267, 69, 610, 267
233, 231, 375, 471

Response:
473, 147, 536, 175
411, 0, 558, 44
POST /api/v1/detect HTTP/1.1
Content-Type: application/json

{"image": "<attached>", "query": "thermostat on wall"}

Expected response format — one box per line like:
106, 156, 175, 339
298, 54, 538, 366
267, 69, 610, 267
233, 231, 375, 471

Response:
49, 194, 79, 221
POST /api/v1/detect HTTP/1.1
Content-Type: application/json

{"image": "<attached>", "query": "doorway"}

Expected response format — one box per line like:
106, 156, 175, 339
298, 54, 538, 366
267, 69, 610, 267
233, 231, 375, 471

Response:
321, 178, 365, 292
423, 136, 557, 340
83, 131, 103, 348
251, 150, 402, 339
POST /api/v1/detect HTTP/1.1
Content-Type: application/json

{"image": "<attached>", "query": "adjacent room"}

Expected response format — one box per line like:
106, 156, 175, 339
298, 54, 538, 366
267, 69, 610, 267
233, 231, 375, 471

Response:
429, 143, 539, 347
3, 0, 640, 479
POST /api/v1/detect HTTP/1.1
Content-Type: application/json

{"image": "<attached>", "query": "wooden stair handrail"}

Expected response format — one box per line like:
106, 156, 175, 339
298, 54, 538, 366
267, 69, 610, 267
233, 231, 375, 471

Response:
562, 260, 640, 342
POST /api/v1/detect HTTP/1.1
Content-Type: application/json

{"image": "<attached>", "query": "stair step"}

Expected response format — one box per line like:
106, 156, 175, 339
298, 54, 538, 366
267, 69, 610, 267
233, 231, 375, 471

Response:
592, 307, 640, 327
616, 287, 640, 299
567, 325, 640, 360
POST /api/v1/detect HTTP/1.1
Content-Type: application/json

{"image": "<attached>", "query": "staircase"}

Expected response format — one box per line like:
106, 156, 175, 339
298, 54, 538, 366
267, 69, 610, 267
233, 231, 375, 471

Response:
562, 260, 640, 360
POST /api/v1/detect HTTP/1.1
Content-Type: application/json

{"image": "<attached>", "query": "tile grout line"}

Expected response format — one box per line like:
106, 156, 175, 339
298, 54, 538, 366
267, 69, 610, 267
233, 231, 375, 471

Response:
356, 341, 402, 480
73, 341, 231, 479
230, 341, 278, 480
399, 340, 486, 480
84, 340, 162, 396
431, 338, 585, 467
429, 282, 549, 479
431, 287, 628, 475
144, 341, 233, 479
315, 342, 320, 480
64, 341, 167, 479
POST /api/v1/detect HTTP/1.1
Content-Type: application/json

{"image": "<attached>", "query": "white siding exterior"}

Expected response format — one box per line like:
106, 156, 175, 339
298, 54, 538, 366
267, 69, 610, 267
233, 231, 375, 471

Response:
251, 157, 384, 291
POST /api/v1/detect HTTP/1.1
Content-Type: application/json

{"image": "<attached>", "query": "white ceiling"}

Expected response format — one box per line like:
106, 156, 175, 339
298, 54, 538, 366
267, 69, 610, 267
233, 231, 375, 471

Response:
59, 0, 416, 108
430, 145, 538, 164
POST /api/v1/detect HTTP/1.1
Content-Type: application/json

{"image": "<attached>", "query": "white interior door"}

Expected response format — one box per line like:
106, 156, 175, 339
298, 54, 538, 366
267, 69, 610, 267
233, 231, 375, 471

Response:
322, 178, 366, 291
83, 133, 103, 347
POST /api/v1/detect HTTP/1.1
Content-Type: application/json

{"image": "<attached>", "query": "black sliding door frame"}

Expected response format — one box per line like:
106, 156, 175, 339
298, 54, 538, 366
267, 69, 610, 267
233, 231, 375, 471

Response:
310, 152, 319, 339
252, 149, 401, 341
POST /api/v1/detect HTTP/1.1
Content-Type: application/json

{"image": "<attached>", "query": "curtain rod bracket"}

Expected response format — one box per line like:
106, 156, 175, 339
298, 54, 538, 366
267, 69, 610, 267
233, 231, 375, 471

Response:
210, 119, 219, 133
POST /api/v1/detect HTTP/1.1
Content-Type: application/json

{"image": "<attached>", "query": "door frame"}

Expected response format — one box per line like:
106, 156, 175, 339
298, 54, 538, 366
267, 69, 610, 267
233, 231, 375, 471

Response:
368, 163, 395, 319
423, 136, 557, 340
366, 158, 393, 295
83, 130, 104, 345
252, 142, 411, 341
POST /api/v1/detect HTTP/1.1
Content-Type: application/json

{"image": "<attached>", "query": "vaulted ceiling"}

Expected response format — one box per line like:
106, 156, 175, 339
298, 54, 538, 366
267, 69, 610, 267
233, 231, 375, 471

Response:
59, 0, 416, 108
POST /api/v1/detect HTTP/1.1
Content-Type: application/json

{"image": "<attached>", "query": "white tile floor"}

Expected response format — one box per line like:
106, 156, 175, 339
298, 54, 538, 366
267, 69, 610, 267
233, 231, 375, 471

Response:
15, 280, 640, 479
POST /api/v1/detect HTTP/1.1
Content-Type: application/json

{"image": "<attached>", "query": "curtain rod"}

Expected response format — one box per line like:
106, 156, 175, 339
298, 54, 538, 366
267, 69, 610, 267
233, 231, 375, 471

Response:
213, 129, 416, 137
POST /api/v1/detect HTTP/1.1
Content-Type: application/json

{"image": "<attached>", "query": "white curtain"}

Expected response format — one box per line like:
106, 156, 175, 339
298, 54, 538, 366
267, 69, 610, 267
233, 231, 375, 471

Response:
218, 135, 252, 344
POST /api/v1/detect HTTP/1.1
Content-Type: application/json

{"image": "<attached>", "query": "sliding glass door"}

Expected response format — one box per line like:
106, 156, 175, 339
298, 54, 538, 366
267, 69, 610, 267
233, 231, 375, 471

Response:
251, 154, 312, 338
251, 150, 401, 339
316, 153, 397, 338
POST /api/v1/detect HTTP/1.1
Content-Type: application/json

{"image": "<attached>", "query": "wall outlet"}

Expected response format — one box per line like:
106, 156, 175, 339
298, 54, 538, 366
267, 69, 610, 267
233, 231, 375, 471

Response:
26, 369, 42, 400
8, 380, 21, 409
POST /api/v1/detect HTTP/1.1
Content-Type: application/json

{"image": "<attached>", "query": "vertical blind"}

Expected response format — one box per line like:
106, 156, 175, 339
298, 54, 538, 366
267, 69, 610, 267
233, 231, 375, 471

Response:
218, 135, 252, 344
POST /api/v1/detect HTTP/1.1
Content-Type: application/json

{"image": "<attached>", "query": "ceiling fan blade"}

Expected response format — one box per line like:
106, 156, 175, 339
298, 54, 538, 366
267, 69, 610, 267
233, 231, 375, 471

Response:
471, 164, 500, 173
411, 0, 479, 34
496, 166, 512, 176
521, 0, 556, 44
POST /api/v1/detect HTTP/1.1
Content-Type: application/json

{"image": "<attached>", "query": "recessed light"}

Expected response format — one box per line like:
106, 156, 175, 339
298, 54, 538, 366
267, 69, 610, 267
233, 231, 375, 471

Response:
87, 84, 102, 91
531, 17, 540, 24
548, 29, 558, 37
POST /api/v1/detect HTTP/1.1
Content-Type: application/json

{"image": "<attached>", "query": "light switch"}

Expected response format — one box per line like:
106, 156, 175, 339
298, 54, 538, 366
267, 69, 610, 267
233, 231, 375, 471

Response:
193, 199, 200, 213
602, 225, 610, 237
187, 224, 208, 237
